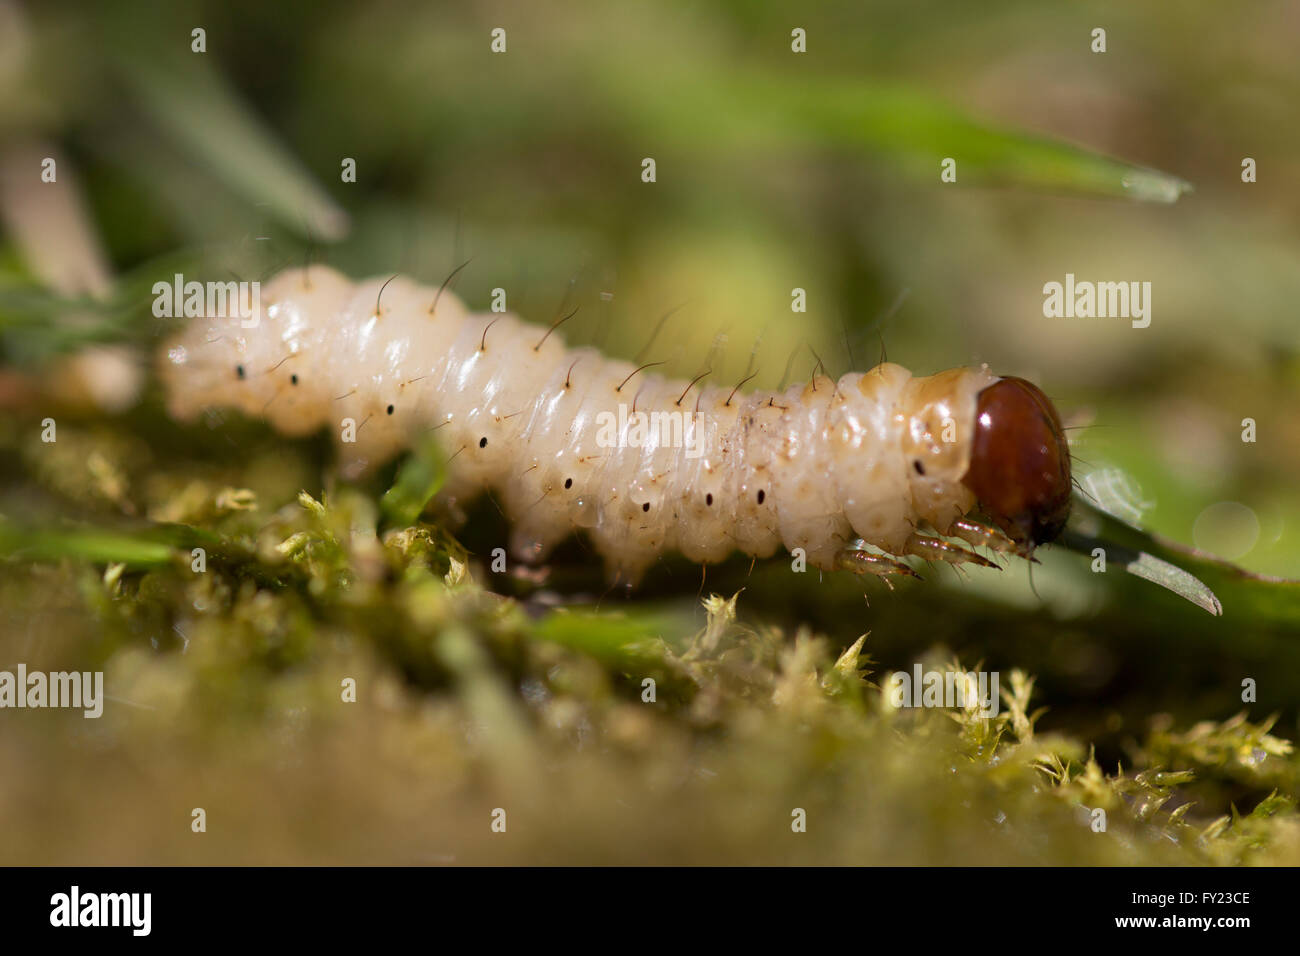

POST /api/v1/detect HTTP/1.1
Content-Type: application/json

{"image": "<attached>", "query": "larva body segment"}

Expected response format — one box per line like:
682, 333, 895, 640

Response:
160, 266, 1059, 584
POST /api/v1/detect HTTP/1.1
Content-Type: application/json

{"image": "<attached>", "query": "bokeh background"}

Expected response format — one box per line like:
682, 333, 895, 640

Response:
1, 0, 1299, 864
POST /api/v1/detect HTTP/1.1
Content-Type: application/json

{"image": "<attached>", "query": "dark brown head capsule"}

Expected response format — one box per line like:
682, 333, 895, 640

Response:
962, 377, 1072, 551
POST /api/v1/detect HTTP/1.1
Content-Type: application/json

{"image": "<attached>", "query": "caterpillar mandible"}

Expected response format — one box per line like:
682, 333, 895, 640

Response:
159, 266, 1072, 585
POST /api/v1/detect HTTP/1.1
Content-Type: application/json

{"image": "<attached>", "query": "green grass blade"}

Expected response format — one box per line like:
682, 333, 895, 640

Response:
111, 52, 349, 241
380, 436, 449, 527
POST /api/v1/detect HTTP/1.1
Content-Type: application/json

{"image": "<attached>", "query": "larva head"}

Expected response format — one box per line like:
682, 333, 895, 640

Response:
962, 377, 1072, 550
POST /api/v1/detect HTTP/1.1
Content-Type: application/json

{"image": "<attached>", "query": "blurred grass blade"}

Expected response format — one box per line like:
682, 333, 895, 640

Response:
1064, 497, 1224, 615
111, 51, 349, 241
0, 519, 229, 568
0, 523, 175, 567
380, 436, 448, 526
829, 86, 1194, 201
785, 82, 1193, 201
1123, 551, 1223, 616
0, 141, 113, 298
0, 247, 209, 360
637, 71, 1193, 201
534, 609, 678, 667
1061, 524, 1223, 615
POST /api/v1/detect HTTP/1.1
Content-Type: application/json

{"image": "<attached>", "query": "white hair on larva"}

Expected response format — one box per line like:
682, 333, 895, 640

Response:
159, 265, 1048, 584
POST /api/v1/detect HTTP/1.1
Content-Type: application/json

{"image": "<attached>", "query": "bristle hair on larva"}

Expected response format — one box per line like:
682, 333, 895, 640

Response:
160, 266, 999, 583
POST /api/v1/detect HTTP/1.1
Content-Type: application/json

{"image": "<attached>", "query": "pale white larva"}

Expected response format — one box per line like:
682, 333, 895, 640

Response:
159, 266, 1073, 584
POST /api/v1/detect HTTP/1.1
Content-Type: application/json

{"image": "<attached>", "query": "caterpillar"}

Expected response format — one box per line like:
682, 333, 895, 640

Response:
158, 266, 1072, 585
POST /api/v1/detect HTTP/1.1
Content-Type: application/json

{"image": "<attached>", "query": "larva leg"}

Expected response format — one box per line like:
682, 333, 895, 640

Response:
902, 532, 1001, 569
947, 517, 1032, 559
835, 546, 922, 587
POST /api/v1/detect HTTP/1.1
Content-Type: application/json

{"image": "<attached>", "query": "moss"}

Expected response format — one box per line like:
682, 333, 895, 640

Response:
2, 415, 1298, 863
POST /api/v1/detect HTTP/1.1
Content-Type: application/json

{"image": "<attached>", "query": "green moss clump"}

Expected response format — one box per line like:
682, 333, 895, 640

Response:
2, 421, 1298, 863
